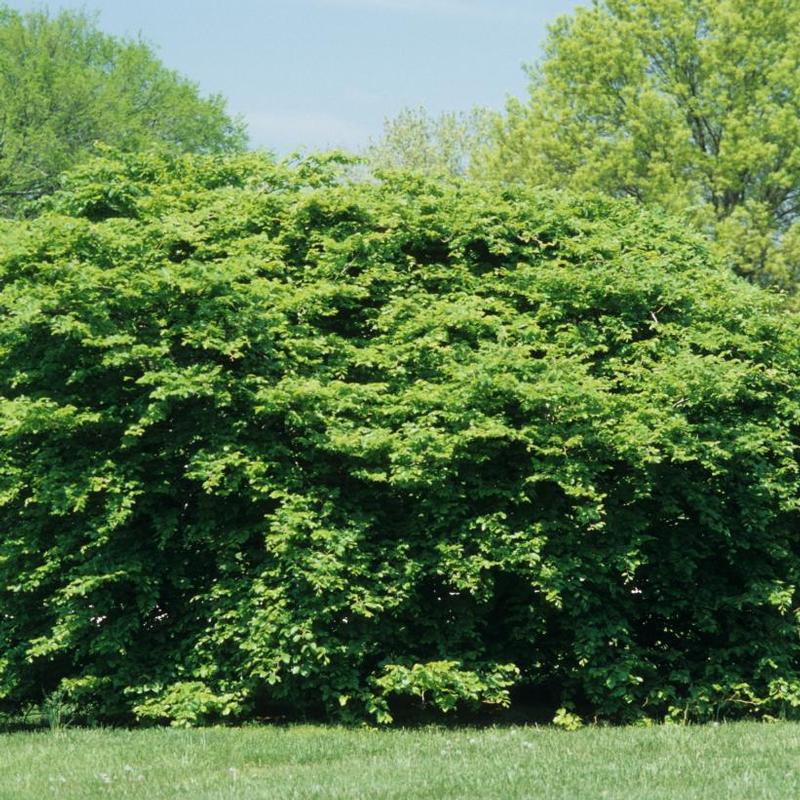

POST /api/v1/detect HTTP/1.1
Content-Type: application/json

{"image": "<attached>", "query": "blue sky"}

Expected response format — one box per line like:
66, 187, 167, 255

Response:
9, 0, 582, 152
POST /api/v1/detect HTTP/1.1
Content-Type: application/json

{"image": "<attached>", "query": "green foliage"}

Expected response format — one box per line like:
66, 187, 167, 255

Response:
370, 661, 519, 723
132, 682, 245, 728
552, 706, 583, 731
490, 0, 800, 294
0, 6, 246, 218
42, 687, 76, 732
1, 150, 799, 726
366, 106, 496, 178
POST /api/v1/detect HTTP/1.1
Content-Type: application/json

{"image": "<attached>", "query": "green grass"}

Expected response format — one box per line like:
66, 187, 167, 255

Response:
1, 722, 798, 799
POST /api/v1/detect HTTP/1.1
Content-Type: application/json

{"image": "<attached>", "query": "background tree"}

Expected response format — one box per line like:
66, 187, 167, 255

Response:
489, 0, 800, 294
366, 106, 496, 178
0, 6, 247, 217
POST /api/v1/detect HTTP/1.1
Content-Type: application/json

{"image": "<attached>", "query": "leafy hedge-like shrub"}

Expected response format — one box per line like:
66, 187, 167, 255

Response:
1, 151, 799, 726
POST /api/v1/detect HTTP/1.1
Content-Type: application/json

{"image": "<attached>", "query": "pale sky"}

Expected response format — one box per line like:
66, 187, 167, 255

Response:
7, 0, 583, 152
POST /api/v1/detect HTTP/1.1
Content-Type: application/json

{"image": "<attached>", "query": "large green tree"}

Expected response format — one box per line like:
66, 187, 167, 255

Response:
490, 0, 800, 293
1, 151, 799, 726
0, 6, 246, 217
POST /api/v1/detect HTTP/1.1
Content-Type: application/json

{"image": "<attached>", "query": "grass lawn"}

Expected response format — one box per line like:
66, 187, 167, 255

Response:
0, 722, 798, 799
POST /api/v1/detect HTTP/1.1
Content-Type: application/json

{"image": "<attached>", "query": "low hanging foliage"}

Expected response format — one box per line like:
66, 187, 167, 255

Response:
1, 151, 799, 726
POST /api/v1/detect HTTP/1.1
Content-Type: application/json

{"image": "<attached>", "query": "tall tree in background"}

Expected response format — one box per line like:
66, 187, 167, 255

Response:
0, 6, 247, 216
490, 0, 800, 293
366, 106, 496, 178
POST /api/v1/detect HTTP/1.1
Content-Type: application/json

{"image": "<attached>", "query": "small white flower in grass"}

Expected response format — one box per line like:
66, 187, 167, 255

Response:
97, 773, 112, 784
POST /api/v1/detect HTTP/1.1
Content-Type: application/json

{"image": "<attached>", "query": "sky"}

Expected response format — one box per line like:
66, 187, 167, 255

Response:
8, 0, 582, 153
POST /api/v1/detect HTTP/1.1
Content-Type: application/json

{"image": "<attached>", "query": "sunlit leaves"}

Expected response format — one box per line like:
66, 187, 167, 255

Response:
0, 151, 798, 725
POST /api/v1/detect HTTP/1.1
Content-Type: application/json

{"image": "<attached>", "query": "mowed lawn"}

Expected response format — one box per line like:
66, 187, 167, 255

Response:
1, 722, 798, 799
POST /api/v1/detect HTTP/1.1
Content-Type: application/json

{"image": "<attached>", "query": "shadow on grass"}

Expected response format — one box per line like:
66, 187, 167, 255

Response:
0, 683, 567, 734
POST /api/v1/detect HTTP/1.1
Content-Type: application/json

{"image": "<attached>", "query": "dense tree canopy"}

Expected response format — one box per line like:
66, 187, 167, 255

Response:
1, 152, 798, 726
490, 0, 800, 294
0, 6, 246, 217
